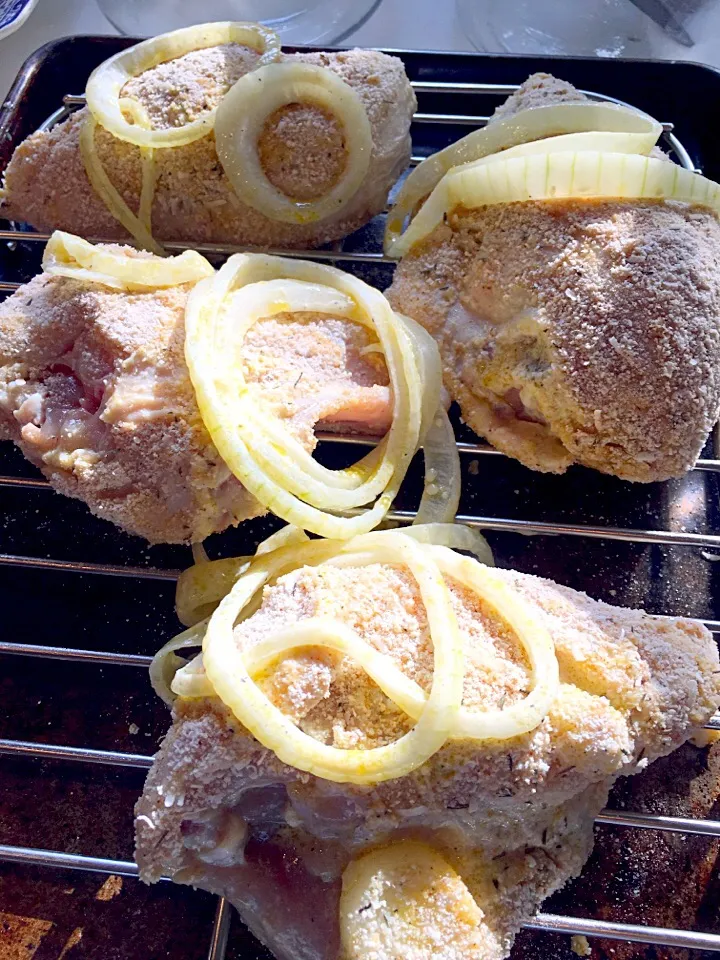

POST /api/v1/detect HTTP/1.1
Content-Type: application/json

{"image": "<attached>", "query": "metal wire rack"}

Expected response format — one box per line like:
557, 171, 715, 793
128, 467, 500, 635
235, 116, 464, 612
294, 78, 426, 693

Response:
2, 67, 720, 959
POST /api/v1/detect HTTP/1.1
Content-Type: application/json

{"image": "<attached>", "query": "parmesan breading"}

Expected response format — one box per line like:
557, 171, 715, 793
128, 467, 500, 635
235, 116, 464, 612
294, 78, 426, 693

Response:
0, 46, 416, 249
135, 559, 720, 960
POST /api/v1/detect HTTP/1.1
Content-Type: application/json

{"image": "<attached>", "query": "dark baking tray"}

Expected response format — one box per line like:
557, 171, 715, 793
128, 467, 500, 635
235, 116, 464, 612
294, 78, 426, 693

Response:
1, 34, 720, 960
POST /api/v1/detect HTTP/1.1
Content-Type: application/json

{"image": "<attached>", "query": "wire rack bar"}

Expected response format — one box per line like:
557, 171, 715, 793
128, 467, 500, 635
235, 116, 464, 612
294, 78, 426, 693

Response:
320, 433, 720, 470
0, 640, 153, 667
0, 475, 52, 490
2, 507, 719, 584
0, 552, 181, 580
60, 85, 673, 116
0, 739, 153, 768
0, 844, 141, 877
208, 899, 232, 960
3, 735, 720, 837
1, 842, 718, 951
595, 810, 720, 837
525, 914, 720, 951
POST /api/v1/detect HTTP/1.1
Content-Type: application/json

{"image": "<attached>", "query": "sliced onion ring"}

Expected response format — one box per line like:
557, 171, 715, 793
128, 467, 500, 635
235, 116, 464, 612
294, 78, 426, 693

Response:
202, 531, 465, 784
185, 252, 442, 538
432, 545, 558, 739
150, 621, 206, 705
401, 522, 494, 567
43, 230, 214, 290
176, 524, 308, 626
170, 524, 494, 698
191, 525, 559, 784
119, 96, 158, 233
390, 150, 720, 259
85, 21, 281, 149
415, 406, 461, 525
166, 525, 559, 784
79, 115, 164, 255
386, 101, 663, 256
215, 61, 372, 225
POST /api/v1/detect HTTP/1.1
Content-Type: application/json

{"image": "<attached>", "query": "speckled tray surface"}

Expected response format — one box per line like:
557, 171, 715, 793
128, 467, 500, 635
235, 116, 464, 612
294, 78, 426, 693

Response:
2, 35, 720, 960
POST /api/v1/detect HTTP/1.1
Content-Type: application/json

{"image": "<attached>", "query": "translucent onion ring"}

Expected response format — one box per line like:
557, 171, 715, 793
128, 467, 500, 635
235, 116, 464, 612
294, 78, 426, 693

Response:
389, 150, 720, 259
175, 524, 309, 626
150, 621, 206, 705
385, 101, 663, 256
185, 252, 445, 538
119, 96, 157, 233
43, 230, 214, 290
79, 115, 164, 255
85, 21, 281, 148
166, 525, 557, 785
215, 61, 372, 224
201, 531, 465, 784
414, 406, 461, 525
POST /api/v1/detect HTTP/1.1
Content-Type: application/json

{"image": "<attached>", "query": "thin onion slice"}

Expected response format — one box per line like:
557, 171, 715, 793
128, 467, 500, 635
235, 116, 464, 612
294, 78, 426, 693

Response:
176, 524, 308, 626
432, 546, 558, 739
385, 100, 662, 255
415, 406, 461, 525
457, 129, 657, 173
215, 61, 372, 224
43, 230, 214, 290
150, 621, 206, 705
79, 115, 164, 255
119, 96, 157, 232
170, 529, 492, 700
390, 151, 720, 258
401, 523, 494, 567
185, 252, 443, 538
176, 557, 252, 627
85, 21, 281, 149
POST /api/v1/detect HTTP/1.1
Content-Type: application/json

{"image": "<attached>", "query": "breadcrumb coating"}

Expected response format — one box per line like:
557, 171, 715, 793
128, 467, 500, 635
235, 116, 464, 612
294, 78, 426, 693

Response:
387, 72, 720, 480
0, 248, 391, 542
1, 46, 416, 248
387, 199, 720, 480
135, 560, 720, 959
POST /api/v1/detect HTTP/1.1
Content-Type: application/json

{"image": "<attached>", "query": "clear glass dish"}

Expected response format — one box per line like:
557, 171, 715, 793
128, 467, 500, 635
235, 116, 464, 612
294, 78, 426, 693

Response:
97, 0, 383, 45
456, 0, 656, 57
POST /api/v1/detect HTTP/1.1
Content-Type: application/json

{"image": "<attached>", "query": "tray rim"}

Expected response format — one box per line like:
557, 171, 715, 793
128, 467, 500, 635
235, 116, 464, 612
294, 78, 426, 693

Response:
5, 30, 720, 124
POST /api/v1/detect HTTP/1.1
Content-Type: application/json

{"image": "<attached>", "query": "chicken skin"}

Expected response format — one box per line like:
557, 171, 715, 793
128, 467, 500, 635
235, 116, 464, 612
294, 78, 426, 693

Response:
386, 75, 720, 480
0, 246, 391, 543
135, 556, 720, 960
0, 47, 415, 249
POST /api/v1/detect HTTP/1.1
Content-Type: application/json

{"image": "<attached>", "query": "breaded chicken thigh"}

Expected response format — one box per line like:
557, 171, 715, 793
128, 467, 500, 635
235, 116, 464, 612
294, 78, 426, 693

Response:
0, 47, 415, 249
135, 559, 720, 960
0, 247, 391, 543
386, 75, 720, 480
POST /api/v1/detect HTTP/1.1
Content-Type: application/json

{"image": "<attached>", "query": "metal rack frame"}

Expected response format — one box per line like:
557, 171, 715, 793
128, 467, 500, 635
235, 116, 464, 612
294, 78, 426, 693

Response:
1, 75, 720, 958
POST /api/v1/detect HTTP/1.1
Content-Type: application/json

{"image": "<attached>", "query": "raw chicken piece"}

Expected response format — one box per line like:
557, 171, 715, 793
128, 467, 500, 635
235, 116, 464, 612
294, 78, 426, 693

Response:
386, 74, 720, 480
0, 47, 415, 249
135, 557, 720, 960
0, 247, 391, 543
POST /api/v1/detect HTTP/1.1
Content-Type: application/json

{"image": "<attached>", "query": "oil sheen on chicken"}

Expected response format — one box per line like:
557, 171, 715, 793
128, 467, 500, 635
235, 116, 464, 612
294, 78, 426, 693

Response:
0, 47, 416, 249
135, 560, 720, 960
386, 74, 720, 481
0, 248, 392, 542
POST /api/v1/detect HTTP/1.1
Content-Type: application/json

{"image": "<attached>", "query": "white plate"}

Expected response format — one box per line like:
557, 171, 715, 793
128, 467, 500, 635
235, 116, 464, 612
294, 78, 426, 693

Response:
0, 0, 39, 41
